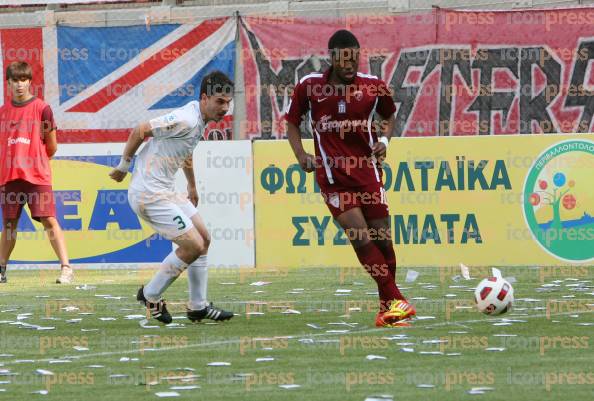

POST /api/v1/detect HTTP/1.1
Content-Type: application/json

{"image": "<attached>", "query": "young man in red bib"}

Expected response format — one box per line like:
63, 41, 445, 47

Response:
286, 30, 415, 326
0, 61, 72, 284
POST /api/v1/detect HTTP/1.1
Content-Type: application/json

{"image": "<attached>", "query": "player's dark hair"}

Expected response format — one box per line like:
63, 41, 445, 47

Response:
328, 30, 360, 52
200, 71, 234, 97
6, 61, 33, 81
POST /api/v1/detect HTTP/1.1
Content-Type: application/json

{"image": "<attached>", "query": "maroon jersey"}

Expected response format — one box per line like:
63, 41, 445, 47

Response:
286, 68, 396, 189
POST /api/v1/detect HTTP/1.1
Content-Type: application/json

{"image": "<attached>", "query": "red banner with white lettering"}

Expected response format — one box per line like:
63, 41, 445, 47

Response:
239, 7, 594, 139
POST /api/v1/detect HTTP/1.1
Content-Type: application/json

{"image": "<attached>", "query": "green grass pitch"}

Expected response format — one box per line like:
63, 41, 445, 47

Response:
0, 266, 592, 400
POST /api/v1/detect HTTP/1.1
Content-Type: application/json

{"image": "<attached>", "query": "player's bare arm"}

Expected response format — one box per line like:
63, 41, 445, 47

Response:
109, 121, 153, 182
183, 154, 199, 206
44, 128, 57, 158
372, 113, 396, 161
287, 121, 315, 172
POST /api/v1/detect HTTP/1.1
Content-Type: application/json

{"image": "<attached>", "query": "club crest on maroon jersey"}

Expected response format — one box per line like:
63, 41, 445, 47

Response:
338, 100, 346, 114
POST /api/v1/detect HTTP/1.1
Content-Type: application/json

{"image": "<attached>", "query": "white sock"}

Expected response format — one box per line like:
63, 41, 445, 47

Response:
144, 251, 189, 302
187, 255, 208, 310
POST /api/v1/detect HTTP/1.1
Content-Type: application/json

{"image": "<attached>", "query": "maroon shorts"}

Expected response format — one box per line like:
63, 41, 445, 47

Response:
321, 181, 389, 220
0, 179, 56, 222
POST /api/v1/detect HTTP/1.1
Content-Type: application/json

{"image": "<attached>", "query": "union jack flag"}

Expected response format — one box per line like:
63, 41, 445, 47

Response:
0, 17, 236, 142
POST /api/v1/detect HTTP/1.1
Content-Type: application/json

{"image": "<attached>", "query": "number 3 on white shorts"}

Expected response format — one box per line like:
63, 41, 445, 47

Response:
173, 215, 187, 230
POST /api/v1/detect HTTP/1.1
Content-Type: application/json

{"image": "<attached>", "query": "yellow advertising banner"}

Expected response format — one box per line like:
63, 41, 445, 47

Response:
254, 135, 594, 268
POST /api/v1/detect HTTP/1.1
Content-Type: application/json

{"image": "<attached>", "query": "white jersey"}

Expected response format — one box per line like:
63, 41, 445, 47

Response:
129, 101, 204, 198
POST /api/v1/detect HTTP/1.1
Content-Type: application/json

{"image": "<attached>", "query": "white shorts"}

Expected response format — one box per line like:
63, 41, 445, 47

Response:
128, 191, 198, 240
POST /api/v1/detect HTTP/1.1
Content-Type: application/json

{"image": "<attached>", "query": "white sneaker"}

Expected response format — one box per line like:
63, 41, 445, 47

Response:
56, 265, 74, 284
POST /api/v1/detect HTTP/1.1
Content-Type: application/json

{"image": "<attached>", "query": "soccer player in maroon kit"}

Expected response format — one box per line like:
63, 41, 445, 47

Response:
286, 30, 415, 326
0, 61, 73, 284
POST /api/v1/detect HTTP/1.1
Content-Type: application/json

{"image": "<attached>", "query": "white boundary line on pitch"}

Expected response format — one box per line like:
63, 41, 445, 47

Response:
1, 310, 592, 367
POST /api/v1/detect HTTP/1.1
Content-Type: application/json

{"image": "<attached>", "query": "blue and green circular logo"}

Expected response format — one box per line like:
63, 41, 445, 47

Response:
523, 139, 594, 262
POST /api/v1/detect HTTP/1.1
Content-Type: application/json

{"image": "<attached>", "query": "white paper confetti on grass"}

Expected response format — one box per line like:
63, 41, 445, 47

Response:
207, 362, 230, 367
328, 321, 357, 327
422, 339, 448, 344
139, 319, 159, 329
382, 334, 409, 340
472, 387, 494, 392
460, 263, 471, 280
282, 309, 301, 315
31, 390, 49, 395
35, 369, 54, 376
170, 386, 200, 390
364, 396, 393, 401
86, 365, 104, 368
99, 317, 117, 321
249, 281, 271, 286
155, 392, 180, 398
467, 389, 486, 395
405, 270, 420, 283
400, 348, 415, 353
75, 284, 96, 290
485, 347, 506, 352
173, 368, 196, 372
419, 351, 444, 355
416, 384, 435, 388
365, 355, 387, 361
256, 357, 275, 362
245, 312, 265, 316
278, 384, 301, 389
414, 316, 436, 320
73, 346, 89, 352
124, 315, 145, 320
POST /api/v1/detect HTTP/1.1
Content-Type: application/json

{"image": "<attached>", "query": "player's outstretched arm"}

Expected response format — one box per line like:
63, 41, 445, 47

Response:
109, 122, 153, 182
287, 121, 315, 173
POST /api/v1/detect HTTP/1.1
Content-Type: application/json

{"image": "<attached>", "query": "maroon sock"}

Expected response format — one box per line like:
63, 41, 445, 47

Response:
377, 244, 406, 301
354, 241, 398, 312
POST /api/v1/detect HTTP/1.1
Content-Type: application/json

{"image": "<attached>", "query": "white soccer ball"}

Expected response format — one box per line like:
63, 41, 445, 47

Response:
474, 277, 514, 315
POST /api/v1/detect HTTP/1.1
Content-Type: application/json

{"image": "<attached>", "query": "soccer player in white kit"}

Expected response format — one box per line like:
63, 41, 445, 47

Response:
109, 71, 234, 324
